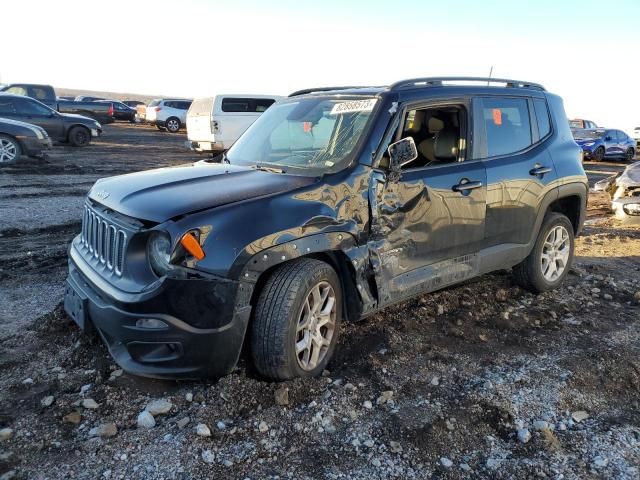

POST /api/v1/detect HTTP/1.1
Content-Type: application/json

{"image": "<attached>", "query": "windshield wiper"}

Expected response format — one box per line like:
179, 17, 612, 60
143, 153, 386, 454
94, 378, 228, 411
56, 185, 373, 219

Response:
253, 164, 285, 174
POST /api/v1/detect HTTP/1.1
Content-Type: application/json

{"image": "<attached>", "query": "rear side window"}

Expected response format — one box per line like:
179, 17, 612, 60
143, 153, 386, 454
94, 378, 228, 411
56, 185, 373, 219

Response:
222, 98, 276, 113
148, 100, 161, 107
222, 98, 250, 112
533, 98, 551, 139
30, 87, 51, 101
480, 97, 532, 157
255, 99, 276, 112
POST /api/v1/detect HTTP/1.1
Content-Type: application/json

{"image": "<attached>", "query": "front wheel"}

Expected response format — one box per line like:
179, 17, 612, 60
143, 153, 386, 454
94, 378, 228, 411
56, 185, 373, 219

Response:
625, 148, 635, 162
512, 212, 575, 293
68, 126, 91, 147
592, 146, 605, 161
0, 135, 22, 164
251, 259, 342, 380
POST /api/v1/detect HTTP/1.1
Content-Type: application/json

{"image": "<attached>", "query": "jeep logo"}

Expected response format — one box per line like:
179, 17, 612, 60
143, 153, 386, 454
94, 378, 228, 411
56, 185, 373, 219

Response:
93, 190, 110, 200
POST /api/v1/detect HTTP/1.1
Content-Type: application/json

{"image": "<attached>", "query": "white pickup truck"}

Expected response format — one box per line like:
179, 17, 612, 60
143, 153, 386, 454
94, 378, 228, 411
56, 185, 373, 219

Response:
186, 94, 282, 154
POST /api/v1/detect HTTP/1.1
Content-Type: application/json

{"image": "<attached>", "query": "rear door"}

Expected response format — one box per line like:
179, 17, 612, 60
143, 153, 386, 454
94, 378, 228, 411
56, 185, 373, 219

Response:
475, 95, 557, 249
186, 97, 215, 142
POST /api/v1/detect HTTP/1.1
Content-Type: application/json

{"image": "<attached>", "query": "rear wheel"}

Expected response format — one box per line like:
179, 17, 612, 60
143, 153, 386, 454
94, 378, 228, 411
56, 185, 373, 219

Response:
165, 117, 181, 133
0, 135, 21, 164
512, 212, 574, 293
251, 258, 342, 380
68, 126, 91, 147
625, 148, 635, 161
593, 146, 605, 161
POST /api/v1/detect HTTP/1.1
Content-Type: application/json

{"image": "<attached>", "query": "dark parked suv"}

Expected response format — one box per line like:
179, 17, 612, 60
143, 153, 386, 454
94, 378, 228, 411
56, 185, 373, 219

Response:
64, 77, 588, 380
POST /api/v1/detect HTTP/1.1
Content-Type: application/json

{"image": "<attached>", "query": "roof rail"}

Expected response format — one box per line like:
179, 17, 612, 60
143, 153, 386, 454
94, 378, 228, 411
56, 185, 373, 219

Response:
390, 77, 546, 91
288, 86, 373, 97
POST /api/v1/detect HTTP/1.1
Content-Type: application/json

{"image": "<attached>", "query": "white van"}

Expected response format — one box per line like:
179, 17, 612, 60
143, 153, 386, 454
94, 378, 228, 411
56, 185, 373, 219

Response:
186, 94, 283, 153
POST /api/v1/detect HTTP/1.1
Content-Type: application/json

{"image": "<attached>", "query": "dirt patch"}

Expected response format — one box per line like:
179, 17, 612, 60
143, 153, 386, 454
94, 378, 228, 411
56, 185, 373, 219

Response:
1, 126, 640, 479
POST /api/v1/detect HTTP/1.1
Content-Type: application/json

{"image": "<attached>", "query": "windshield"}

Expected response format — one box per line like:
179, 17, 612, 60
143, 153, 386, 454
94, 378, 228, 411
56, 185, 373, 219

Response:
573, 129, 606, 140
226, 96, 377, 172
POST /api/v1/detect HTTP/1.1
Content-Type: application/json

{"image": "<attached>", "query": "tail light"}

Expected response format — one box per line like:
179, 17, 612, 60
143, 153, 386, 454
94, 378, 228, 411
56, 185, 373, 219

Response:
155, 106, 162, 112
108, 104, 114, 117
211, 119, 220, 134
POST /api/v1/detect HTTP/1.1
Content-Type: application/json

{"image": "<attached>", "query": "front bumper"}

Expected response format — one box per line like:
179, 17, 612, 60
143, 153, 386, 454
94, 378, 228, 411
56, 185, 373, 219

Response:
20, 136, 52, 157
64, 252, 251, 379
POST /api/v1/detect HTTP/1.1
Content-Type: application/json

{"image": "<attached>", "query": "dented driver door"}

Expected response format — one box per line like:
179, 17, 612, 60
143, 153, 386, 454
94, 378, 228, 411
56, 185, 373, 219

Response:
368, 161, 487, 307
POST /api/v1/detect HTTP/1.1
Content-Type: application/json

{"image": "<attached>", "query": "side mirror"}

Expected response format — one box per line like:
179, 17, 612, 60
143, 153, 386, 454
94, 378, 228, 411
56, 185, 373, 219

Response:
605, 136, 611, 141
388, 137, 418, 171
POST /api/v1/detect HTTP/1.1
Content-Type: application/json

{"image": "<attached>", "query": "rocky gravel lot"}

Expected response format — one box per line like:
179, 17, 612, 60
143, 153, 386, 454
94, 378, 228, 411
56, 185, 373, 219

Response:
1, 124, 639, 479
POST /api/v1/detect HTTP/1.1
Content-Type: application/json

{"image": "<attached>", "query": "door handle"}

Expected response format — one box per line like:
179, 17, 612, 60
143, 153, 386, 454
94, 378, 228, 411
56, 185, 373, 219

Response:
529, 165, 552, 176
452, 179, 483, 193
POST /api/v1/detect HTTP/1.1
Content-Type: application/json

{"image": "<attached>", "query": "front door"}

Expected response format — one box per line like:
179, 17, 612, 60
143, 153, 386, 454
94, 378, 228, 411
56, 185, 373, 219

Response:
604, 130, 619, 157
368, 102, 487, 306
12, 97, 65, 140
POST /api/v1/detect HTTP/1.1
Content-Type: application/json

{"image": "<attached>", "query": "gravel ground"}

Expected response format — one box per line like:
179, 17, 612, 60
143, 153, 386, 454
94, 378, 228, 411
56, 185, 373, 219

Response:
1, 124, 639, 479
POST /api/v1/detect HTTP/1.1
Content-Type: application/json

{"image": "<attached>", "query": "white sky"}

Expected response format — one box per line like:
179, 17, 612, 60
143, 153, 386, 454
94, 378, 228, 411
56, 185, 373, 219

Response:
2, 0, 639, 132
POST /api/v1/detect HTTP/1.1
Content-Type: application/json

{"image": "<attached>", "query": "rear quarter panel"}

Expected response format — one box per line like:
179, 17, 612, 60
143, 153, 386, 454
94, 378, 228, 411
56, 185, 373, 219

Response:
545, 93, 588, 186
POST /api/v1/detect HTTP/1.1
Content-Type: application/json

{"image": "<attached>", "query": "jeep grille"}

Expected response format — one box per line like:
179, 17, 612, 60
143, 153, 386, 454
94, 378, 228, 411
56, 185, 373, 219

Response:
80, 205, 127, 276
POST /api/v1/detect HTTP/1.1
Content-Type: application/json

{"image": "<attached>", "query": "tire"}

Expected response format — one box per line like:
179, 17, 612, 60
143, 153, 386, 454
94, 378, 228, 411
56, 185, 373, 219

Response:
251, 258, 342, 380
68, 126, 91, 147
165, 117, 181, 133
512, 212, 575, 293
0, 134, 22, 164
593, 146, 605, 161
625, 148, 635, 162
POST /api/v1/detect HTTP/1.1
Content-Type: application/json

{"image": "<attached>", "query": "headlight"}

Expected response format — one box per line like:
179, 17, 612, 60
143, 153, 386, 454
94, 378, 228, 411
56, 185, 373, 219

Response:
622, 203, 640, 216
94, 121, 102, 129
583, 142, 595, 147
147, 231, 172, 277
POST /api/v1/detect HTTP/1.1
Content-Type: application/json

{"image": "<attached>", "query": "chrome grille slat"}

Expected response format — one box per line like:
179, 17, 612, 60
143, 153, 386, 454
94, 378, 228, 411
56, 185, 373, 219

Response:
79, 204, 128, 276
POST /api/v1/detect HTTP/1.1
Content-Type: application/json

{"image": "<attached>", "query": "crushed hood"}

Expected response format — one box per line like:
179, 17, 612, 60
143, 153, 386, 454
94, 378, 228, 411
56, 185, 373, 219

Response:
616, 162, 640, 188
89, 162, 316, 223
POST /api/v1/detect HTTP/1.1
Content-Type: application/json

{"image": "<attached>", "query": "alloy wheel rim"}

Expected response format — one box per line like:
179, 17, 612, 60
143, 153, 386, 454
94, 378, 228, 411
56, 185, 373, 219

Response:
295, 281, 336, 371
595, 148, 604, 160
541, 225, 570, 282
168, 120, 179, 131
0, 139, 17, 163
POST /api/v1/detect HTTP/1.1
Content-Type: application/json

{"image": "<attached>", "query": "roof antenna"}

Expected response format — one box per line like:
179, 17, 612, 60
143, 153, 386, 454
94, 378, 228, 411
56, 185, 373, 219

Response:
487, 66, 493, 85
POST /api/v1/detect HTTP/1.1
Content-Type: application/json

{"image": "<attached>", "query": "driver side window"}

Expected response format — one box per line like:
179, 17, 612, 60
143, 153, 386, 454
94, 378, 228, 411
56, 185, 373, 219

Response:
397, 105, 466, 170
15, 98, 50, 116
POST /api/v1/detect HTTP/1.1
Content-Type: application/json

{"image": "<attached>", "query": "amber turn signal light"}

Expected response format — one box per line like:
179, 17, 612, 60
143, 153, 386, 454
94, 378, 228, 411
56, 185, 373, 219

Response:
180, 232, 205, 260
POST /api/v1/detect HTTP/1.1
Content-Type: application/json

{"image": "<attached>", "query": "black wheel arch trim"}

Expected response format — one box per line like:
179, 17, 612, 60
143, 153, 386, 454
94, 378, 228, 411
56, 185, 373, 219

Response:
231, 232, 373, 322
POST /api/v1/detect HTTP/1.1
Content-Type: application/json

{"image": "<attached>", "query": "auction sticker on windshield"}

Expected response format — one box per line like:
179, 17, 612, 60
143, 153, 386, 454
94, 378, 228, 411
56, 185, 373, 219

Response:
330, 99, 377, 115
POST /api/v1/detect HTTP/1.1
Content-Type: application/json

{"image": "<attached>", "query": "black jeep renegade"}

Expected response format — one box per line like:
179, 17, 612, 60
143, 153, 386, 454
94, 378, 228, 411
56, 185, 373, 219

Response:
64, 77, 588, 380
